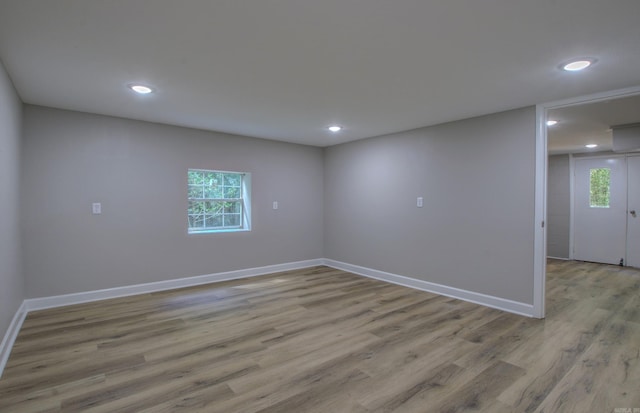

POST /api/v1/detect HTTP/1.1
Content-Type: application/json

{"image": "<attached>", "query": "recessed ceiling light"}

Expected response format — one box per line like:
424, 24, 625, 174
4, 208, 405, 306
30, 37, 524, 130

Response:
128, 84, 154, 94
585, 144, 598, 148
546, 120, 558, 126
328, 125, 342, 133
562, 59, 595, 72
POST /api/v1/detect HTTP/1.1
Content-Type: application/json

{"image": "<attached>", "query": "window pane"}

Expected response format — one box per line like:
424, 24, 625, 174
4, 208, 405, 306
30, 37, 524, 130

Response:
188, 185, 203, 199
224, 186, 240, 198
225, 214, 241, 227
203, 171, 219, 186
209, 201, 224, 214
202, 186, 219, 199
211, 214, 223, 228
590, 168, 610, 208
188, 200, 204, 215
190, 214, 205, 228
224, 201, 241, 214
188, 171, 204, 185
224, 173, 241, 187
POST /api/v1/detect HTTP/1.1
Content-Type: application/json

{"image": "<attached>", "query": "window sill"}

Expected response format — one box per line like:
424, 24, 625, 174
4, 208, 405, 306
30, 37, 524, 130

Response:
188, 228, 251, 235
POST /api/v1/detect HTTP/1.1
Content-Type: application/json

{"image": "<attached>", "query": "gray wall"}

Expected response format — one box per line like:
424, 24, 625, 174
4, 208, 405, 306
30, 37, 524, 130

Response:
547, 154, 570, 258
22, 106, 324, 298
0, 61, 23, 338
324, 107, 536, 304
18, 103, 539, 306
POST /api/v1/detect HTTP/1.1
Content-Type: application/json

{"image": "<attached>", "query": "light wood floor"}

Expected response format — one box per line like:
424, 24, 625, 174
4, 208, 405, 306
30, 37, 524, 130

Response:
0, 260, 639, 412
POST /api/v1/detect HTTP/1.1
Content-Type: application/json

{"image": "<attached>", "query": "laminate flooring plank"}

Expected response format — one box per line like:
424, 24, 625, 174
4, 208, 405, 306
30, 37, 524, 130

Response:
357, 356, 468, 412
496, 310, 612, 412
532, 318, 640, 413
428, 360, 526, 413
217, 334, 382, 413
62, 359, 253, 413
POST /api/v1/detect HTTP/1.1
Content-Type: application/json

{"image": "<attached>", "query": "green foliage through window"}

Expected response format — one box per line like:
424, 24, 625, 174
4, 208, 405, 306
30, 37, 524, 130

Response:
589, 168, 610, 208
188, 169, 244, 232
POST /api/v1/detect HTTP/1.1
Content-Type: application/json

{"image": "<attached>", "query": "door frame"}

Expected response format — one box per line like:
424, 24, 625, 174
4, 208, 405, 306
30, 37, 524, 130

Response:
625, 154, 640, 267
534, 85, 640, 319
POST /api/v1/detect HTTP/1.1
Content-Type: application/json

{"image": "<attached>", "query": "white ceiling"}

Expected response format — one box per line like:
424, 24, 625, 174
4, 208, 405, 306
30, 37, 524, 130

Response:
548, 94, 640, 155
1, 0, 640, 147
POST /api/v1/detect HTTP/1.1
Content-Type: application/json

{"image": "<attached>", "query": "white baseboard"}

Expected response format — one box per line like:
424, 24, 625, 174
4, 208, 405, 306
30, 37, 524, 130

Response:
547, 256, 570, 260
323, 259, 535, 317
24, 259, 324, 312
0, 301, 27, 378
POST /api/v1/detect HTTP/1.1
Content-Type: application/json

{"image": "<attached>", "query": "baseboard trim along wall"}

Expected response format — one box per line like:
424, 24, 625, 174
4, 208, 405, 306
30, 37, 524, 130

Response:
323, 259, 535, 318
1, 257, 535, 377
23, 259, 325, 312
0, 301, 28, 379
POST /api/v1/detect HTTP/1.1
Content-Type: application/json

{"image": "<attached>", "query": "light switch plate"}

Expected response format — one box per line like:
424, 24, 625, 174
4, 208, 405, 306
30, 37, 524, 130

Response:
92, 202, 102, 214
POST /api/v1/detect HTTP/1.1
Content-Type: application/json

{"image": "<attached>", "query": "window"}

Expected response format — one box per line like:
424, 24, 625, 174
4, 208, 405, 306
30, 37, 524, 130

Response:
188, 169, 251, 233
589, 168, 610, 208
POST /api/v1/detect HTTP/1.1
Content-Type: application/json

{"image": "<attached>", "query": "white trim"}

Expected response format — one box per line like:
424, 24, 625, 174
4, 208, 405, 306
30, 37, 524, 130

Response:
569, 153, 575, 259
547, 256, 570, 261
323, 259, 535, 317
25, 259, 323, 312
0, 301, 27, 378
571, 153, 626, 160
533, 104, 547, 318
540, 85, 640, 109
626, 154, 640, 267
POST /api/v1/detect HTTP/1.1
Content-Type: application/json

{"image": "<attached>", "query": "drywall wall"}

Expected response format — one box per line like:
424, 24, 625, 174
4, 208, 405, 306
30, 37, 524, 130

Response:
547, 154, 570, 258
22, 106, 324, 298
324, 107, 536, 304
0, 60, 23, 338
613, 123, 640, 152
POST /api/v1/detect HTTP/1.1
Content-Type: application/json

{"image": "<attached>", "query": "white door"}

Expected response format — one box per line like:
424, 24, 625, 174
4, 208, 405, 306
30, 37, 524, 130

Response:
627, 156, 640, 267
573, 157, 627, 265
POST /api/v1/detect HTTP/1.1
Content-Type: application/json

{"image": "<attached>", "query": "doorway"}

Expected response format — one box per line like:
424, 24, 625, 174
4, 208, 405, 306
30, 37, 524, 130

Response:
535, 86, 640, 319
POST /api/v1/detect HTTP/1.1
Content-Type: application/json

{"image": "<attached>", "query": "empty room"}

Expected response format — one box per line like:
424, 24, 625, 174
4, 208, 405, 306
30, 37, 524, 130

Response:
1, 1, 639, 412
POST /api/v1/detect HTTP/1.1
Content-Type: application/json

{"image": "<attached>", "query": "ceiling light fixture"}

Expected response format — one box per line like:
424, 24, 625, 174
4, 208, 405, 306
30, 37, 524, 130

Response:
585, 144, 598, 148
328, 125, 342, 133
128, 84, 154, 94
561, 59, 595, 72
546, 120, 558, 126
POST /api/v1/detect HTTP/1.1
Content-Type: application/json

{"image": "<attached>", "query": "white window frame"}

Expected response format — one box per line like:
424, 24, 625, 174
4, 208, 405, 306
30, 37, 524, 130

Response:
187, 169, 251, 234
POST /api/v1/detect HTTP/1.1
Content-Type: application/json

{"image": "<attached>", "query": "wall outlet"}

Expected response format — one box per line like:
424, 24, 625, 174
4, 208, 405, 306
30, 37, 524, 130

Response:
417, 197, 423, 208
92, 202, 102, 214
